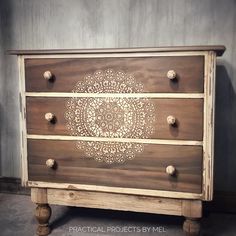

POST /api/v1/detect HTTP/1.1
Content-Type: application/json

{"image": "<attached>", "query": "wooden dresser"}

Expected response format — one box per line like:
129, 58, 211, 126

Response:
11, 46, 225, 235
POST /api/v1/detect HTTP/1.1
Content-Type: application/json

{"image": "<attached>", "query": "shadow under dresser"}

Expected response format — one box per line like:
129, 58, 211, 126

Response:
9, 46, 225, 235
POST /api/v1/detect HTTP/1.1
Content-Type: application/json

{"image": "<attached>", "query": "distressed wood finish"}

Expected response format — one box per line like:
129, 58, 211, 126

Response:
25, 56, 204, 93
202, 51, 216, 201
35, 204, 51, 236
13, 46, 224, 236
28, 181, 202, 199
31, 188, 203, 220
27, 139, 203, 193
26, 97, 204, 140
9, 45, 225, 56
31, 188, 51, 236
182, 200, 202, 235
47, 189, 183, 215
18, 56, 28, 186
31, 188, 183, 216
31, 187, 203, 235
2, 0, 233, 196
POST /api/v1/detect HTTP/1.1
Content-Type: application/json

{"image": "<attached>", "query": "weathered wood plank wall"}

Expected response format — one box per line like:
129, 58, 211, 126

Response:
0, 0, 235, 192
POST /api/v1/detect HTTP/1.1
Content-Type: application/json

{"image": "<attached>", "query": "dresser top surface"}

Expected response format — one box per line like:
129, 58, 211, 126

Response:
8, 45, 225, 56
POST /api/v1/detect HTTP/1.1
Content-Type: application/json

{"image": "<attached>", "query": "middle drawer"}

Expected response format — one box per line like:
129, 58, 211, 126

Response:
26, 97, 203, 140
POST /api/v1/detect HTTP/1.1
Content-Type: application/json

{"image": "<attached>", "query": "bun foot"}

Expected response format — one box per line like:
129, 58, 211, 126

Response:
183, 217, 200, 236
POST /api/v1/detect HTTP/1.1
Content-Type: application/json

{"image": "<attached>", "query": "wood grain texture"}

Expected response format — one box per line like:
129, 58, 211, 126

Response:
45, 188, 183, 216
27, 139, 203, 193
183, 218, 201, 235
28, 181, 203, 199
202, 52, 216, 201
182, 200, 202, 218
35, 203, 51, 236
25, 57, 204, 93
18, 56, 28, 186
0, 1, 232, 196
31, 188, 48, 204
26, 97, 203, 140
8, 45, 225, 56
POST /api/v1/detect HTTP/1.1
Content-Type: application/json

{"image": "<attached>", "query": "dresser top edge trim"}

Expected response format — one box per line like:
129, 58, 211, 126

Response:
7, 45, 225, 56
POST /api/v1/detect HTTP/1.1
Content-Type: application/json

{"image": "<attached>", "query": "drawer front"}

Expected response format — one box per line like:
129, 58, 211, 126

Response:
25, 56, 204, 93
28, 139, 203, 193
26, 97, 203, 140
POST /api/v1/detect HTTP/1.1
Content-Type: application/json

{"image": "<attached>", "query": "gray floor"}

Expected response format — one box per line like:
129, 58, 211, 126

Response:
0, 193, 236, 236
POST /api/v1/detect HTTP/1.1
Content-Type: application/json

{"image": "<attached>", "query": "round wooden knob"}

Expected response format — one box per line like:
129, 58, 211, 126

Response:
166, 165, 176, 176
46, 159, 55, 168
167, 115, 176, 125
45, 112, 55, 122
167, 70, 177, 80
43, 71, 53, 80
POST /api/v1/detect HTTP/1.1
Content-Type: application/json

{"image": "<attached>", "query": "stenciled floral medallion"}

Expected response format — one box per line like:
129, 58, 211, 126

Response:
65, 69, 155, 164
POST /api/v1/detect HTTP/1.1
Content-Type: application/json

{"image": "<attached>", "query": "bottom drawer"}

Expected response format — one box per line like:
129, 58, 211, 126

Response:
27, 139, 202, 193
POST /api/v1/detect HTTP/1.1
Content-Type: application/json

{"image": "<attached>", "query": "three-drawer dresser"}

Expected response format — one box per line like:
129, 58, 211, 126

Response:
10, 46, 225, 235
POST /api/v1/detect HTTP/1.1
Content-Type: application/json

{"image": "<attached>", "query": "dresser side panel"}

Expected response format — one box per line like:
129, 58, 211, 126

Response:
18, 56, 28, 186
203, 52, 216, 201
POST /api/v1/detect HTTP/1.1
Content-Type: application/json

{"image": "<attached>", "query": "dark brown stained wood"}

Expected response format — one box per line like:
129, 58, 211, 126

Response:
8, 45, 226, 56
26, 97, 203, 140
25, 56, 204, 93
27, 139, 203, 193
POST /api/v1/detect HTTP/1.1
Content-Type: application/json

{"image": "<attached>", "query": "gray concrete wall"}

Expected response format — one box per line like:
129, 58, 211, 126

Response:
0, 0, 235, 192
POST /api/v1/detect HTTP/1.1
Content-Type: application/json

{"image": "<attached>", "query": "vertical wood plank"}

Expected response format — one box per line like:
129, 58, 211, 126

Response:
18, 56, 28, 185
182, 200, 202, 218
31, 188, 48, 204
203, 51, 216, 200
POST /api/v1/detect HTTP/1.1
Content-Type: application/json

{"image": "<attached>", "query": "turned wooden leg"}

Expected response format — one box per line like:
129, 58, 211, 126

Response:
35, 204, 51, 236
31, 188, 51, 235
183, 217, 200, 235
182, 200, 202, 236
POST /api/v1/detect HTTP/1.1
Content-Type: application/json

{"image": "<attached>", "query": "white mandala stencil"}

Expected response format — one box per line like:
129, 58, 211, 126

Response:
65, 69, 155, 164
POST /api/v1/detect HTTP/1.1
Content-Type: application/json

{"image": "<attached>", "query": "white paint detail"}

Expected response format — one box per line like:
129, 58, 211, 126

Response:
65, 69, 156, 164
27, 134, 203, 146
25, 92, 204, 98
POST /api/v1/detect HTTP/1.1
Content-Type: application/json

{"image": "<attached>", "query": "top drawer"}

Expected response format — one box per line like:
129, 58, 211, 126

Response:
25, 56, 204, 93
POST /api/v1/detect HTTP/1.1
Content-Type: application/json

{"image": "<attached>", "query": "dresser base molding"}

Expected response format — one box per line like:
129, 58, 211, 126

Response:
28, 182, 203, 200
31, 188, 202, 236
